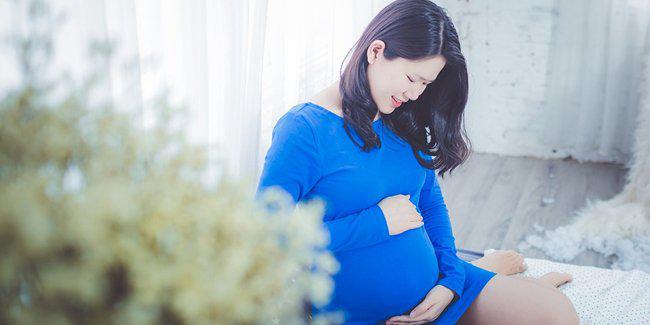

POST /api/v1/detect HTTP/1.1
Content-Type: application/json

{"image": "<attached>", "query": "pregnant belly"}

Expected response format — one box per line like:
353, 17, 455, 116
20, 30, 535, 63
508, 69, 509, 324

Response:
318, 227, 440, 323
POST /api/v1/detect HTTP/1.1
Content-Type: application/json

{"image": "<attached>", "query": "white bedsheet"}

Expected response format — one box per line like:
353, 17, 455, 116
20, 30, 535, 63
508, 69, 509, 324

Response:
483, 249, 650, 324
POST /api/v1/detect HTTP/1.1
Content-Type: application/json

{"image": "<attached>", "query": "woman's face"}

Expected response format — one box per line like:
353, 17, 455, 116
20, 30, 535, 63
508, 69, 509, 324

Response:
366, 39, 447, 114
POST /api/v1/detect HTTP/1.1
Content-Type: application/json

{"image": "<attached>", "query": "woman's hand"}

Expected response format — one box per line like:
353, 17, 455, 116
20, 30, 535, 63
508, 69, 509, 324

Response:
377, 194, 423, 235
385, 285, 455, 324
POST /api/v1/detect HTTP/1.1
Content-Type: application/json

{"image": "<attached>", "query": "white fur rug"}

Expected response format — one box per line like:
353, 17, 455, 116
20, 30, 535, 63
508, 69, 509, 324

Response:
484, 249, 650, 324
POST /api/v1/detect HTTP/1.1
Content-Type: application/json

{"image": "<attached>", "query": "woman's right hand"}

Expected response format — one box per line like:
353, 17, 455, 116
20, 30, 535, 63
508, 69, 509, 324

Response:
377, 194, 424, 235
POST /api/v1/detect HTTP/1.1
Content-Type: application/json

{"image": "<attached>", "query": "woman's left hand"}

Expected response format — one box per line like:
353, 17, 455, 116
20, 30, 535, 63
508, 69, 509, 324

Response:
385, 285, 455, 324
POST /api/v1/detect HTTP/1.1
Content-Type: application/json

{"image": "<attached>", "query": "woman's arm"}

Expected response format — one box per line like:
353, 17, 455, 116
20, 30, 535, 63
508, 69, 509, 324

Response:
256, 111, 390, 253
418, 168, 465, 299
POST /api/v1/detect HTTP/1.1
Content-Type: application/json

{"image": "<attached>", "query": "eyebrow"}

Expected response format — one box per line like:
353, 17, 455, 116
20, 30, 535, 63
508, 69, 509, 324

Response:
415, 73, 434, 83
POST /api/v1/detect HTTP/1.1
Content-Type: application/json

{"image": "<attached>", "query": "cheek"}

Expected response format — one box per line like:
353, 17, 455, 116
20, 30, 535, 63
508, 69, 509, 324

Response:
395, 74, 412, 94
382, 79, 401, 97
368, 66, 406, 104
371, 75, 392, 100
367, 67, 383, 94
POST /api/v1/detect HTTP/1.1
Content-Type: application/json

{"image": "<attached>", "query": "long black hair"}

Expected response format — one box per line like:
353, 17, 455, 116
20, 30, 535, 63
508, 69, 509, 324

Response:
338, 0, 470, 178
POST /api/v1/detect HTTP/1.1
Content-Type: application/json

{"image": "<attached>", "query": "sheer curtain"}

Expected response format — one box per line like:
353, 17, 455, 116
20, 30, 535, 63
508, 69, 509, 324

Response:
0, 0, 392, 188
542, 0, 650, 164
111, 0, 273, 186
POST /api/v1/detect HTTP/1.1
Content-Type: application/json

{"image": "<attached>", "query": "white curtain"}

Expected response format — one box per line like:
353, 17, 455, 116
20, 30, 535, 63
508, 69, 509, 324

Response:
106, 0, 273, 185
0, 0, 392, 189
542, 0, 650, 164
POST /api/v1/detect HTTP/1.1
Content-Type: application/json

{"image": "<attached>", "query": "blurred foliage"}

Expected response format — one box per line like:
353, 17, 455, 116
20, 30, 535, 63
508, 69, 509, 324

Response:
0, 1, 342, 324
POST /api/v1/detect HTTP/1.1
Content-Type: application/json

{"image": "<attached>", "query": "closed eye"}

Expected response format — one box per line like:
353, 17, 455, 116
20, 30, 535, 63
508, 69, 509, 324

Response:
408, 75, 429, 85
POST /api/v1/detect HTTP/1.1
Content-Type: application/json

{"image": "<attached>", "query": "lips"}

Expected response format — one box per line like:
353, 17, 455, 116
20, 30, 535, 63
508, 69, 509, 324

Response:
391, 96, 403, 108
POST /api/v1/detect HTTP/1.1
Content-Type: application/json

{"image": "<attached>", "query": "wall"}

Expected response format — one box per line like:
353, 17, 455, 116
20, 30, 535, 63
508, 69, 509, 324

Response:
434, 0, 649, 164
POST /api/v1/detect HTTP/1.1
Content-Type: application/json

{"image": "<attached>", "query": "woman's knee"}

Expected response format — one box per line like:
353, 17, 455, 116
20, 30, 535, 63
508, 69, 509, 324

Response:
462, 275, 579, 325
530, 293, 578, 325
545, 292, 579, 325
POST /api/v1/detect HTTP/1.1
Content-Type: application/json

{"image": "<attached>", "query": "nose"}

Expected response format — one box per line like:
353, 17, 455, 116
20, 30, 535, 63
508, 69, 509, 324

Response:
404, 83, 427, 102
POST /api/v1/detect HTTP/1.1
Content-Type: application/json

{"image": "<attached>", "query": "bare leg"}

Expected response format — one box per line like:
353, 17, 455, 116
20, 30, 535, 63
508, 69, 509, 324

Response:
458, 274, 579, 325
470, 250, 527, 275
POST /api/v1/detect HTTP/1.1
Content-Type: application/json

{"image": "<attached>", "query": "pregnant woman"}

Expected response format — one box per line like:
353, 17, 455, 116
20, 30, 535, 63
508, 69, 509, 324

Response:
256, 0, 579, 324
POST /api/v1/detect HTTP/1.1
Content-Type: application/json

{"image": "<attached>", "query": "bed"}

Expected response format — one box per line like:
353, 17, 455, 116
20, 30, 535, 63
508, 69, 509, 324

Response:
459, 248, 650, 324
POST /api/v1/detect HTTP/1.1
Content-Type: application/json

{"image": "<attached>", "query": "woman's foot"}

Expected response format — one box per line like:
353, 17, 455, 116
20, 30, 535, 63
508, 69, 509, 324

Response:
539, 272, 573, 288
470, 250, 527, 275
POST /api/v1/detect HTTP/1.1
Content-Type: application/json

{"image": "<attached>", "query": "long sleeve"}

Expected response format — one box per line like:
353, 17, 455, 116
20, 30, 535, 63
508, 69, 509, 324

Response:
256, 111, 390, 253
418, 168, 465, 299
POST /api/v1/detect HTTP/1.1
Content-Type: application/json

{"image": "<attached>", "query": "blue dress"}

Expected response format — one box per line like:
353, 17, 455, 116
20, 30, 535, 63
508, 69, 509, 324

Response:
256, 102, 496, 324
